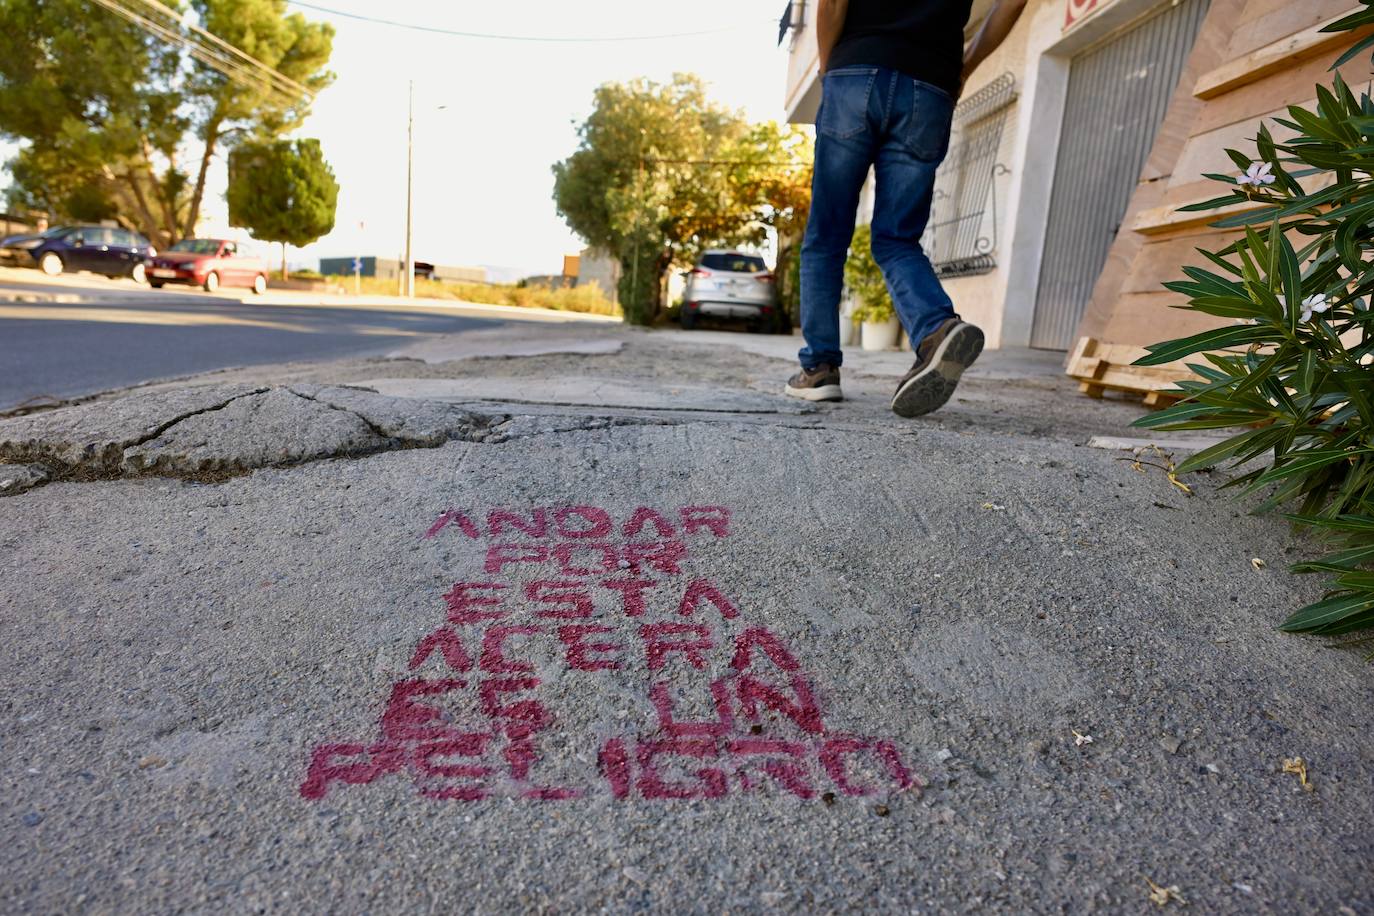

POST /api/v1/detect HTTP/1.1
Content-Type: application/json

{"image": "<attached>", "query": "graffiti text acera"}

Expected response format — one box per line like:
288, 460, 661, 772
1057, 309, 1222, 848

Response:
300, 506, 921, 804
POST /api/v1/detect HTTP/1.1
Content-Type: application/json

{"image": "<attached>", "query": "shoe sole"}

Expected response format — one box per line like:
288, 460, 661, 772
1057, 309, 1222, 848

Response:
784, 383, 843, 402
891, 323, 984, 418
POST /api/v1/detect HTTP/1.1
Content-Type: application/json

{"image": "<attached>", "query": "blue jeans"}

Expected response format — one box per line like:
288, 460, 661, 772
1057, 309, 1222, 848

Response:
799, 66, 957, 370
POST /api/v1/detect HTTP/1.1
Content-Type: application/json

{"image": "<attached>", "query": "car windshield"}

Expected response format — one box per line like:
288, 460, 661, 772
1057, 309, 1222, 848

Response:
700, 253, 766, 273
41, 227, 71, 238
169, 239, 222, 254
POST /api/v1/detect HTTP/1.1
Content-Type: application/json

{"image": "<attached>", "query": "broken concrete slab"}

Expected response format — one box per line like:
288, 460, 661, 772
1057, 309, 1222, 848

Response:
0, 463, 48, 495
0, 384, 264, 472
390, 328, 625, 364
356, 376, 817, 414
122, 388, 387, 476
0, 383, 505, 483
286, 384, 504, 447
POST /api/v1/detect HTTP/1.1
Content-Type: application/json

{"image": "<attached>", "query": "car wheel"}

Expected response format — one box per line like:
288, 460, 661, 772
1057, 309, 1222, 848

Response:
38, 252, 63, 276
203, 271, 220, 293
149, 280, 165, 289
681, 310, 697, 330
252, 274, 267, 295
130, 262, 147, 284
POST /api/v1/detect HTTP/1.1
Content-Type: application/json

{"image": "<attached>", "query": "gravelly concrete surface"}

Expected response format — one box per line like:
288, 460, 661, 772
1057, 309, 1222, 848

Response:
2, 325, 1371, 913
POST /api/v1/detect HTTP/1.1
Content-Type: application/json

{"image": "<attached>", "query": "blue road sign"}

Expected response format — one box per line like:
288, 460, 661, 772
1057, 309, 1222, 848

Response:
351, 257, 362, 273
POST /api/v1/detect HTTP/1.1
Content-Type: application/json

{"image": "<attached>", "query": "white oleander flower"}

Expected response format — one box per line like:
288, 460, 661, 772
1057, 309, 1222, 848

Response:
1236, 161, 1275, 186
1299, 293, 1330, 323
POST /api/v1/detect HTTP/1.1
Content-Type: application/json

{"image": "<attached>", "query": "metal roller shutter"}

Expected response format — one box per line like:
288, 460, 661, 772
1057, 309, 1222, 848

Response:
1029, 0, 1210, 350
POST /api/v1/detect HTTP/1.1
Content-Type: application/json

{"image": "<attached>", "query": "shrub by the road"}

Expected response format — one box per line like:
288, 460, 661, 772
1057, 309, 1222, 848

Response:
354, 276, 620, 317
1132, 6, 1374, 639
844, 224, 895, 323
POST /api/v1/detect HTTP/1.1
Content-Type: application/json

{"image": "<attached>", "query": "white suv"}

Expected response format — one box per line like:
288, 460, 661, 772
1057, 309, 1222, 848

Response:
681, 250, 782, 333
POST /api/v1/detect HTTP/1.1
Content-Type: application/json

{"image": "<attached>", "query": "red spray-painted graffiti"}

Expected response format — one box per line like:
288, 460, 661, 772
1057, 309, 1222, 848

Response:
300, 506, 922, 803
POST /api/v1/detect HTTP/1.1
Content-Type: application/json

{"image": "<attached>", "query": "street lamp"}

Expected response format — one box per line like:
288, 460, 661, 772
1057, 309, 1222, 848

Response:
405, 80, 413, 298
404, 85, 449, 299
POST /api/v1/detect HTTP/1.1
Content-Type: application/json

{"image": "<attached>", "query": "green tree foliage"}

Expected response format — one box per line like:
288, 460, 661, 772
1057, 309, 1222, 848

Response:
724, 122, 812, 323
0, 0, 333, 246
552, 75, 811, 325
1134, 4, 1374, 638
843, 224, 894, 323
226, 138, 337, 277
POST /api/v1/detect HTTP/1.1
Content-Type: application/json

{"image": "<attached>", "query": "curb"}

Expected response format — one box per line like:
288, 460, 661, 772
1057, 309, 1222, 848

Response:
0, 292, 85, 304
0, 287, 623, 324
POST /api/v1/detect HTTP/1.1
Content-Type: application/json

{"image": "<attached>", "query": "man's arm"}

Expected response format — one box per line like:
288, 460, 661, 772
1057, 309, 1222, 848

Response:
815, 0, 849, 74
961, 0, 1028, 89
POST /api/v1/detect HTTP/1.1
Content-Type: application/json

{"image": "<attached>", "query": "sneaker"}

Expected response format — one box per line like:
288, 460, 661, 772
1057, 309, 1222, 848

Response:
891, 318, 984, 418
784, 363, 843, 402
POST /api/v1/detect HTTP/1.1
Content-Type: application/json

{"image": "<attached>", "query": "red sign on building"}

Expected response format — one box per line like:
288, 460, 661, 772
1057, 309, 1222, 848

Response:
1065, 0, 1106, 30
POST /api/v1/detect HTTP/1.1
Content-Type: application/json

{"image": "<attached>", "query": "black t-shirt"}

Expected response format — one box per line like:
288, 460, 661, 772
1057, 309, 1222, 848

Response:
827, 0, 975, 96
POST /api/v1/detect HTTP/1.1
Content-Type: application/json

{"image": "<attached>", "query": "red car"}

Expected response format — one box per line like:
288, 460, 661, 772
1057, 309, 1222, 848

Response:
146, 238, 269, 294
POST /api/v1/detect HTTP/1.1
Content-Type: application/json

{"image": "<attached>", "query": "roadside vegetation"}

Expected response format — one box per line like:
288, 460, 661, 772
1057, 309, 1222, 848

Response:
227, 139, 339, 279
1135, 5, 1374, 640
352, 276, 620, 317
0, 0, 335, 249
553, 74, 811, 326
844, 225, 896, 324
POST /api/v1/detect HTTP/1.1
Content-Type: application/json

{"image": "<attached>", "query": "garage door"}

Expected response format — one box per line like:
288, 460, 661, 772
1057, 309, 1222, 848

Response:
1029, 0, 1210, 350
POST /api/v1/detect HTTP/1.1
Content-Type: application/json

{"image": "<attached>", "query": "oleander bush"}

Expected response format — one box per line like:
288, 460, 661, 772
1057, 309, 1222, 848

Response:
1133, 4, 1374, 638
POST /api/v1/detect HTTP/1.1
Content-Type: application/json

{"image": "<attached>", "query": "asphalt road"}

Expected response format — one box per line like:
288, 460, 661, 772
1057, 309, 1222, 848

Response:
0, 272, 587, 411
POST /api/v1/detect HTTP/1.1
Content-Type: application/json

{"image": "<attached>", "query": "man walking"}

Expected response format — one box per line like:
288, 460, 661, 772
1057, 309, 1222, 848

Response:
784, 0, 1027, 416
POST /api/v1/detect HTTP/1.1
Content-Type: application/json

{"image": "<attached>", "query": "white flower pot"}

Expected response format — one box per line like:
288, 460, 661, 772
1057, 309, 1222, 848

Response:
838, 297, 858, 346
860, 317, 900, 351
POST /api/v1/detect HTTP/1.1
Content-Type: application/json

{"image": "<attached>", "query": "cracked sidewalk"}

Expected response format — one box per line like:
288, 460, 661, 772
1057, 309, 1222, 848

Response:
3, 322, 1371, 913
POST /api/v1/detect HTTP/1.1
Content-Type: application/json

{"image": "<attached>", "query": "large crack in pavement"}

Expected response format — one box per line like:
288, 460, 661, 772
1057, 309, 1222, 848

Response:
0, 384, 510, 493
0, 374, 1025, 498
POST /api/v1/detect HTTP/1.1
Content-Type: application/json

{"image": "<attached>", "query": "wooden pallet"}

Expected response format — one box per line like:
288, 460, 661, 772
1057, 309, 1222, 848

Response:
1067, 337, 1202, 408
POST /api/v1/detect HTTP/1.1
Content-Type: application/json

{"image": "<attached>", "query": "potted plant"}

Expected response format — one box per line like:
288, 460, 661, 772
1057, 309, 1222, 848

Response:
844, 225, 900, 350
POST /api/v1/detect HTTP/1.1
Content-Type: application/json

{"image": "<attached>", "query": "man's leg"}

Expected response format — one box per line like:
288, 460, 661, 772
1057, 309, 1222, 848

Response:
868, 137, 953, 346
871, 79, 983, 418
797, 111, 875, 371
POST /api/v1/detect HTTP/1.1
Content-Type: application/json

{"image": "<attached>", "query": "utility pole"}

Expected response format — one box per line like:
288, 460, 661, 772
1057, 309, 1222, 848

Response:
404, 80, 415, 299
630, 154, 644, 313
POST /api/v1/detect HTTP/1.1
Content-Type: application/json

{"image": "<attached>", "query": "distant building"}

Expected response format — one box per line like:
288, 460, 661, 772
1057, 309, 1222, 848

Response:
0, 212, 41, 239
319, 256, 486, 284
577, 247, 620, 304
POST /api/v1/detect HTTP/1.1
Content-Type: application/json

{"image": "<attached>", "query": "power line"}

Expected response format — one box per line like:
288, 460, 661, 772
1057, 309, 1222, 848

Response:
126, 0, 315, 100
88, 0, 312, 105
285, 0, 772, 43
90, 0, 301, 106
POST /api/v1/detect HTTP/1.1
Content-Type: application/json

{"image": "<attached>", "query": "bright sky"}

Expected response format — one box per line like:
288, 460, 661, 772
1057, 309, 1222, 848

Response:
3, 1, 796, 279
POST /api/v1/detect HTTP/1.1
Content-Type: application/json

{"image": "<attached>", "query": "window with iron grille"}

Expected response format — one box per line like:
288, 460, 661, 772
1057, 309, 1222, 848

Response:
922, 73, 1017, 279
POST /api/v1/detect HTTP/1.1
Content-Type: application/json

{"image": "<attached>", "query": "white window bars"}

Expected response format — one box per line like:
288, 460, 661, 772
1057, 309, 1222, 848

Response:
922, 72, 1018, 279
